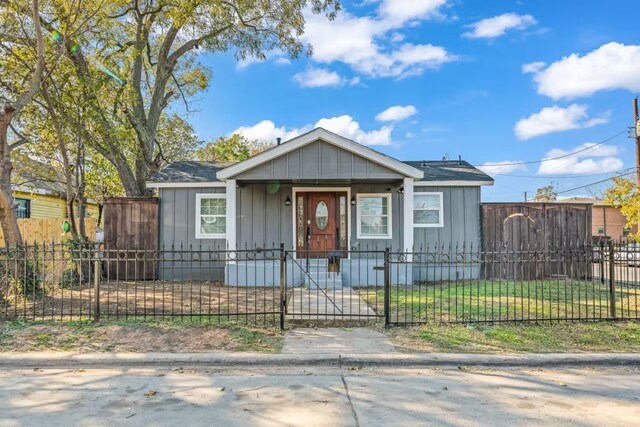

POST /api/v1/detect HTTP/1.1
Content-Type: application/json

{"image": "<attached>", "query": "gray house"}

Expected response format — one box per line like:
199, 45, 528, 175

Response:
147, 128, 494, 286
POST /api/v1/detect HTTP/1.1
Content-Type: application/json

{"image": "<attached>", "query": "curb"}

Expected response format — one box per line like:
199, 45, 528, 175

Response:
1, 352, 639, 369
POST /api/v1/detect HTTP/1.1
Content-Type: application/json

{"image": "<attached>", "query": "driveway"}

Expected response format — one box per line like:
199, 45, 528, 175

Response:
1, 366, 639, 426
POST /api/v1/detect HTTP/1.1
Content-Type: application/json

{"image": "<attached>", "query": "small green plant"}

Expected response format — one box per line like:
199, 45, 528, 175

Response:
0, 259, 42, 299
59, 269, 81, 289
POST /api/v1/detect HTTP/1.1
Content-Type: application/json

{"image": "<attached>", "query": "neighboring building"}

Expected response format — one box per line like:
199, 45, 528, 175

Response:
13, 185, 101, 221
147, 127, 494, 285
562, 197, 637, 240
12, 158, 101, 221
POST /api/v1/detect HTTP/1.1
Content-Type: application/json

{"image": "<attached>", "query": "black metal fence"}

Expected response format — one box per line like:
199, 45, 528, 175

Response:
1, 242, 639, 327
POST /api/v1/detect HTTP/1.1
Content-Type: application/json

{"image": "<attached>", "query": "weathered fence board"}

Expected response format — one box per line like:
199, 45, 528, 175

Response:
103, 197, 159, 280
481, 203, 592, 280
0, 218, 97, 247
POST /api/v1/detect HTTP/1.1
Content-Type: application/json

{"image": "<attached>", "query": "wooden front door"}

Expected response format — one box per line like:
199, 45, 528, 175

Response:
309, 193, 336, 252
296, 192, 348, 254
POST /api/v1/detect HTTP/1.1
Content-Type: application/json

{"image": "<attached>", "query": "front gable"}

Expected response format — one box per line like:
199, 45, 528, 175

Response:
217, 128, 423, 181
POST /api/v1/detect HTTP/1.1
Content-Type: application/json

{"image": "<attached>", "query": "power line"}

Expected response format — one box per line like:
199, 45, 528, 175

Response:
489, 167, 635, 179
474, 130, 627, 168
555, 170, 637, 195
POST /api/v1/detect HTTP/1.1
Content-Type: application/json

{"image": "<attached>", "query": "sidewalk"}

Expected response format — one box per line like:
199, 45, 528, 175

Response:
2, 351, 640, 368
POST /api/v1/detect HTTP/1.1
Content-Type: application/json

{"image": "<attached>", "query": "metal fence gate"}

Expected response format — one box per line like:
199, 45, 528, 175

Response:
282, 248, 386, 325
2, 242, 639, 327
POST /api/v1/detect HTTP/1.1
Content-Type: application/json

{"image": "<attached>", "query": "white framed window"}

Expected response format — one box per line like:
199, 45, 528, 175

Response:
195, 193, 227, 239
357, 193, 392, 239
413, 192, 443, 228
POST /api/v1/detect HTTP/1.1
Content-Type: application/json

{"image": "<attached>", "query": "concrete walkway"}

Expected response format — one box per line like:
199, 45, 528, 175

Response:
286, 289, 377, 321
283, 328, 397, 354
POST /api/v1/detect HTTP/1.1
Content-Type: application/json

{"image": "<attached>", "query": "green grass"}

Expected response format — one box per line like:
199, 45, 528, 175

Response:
390, 322, 640, 353
360, 281, 640, 323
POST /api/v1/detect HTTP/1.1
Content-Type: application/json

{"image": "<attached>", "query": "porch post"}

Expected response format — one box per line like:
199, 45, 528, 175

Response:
226, 179, 237, 251
403, 177, 414, 253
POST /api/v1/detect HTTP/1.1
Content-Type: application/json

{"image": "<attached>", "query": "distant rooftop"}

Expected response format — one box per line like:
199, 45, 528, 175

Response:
148, 161, 235, 183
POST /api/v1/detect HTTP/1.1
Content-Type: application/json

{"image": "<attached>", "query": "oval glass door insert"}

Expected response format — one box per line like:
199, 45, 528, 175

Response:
315, 201, 329, 231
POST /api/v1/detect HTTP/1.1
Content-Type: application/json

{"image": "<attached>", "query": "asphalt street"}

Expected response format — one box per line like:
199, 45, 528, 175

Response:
0, 365, 639, 426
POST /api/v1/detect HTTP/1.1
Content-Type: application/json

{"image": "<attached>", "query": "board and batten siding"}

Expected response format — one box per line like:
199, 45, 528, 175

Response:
158, 187, 226, 281
233, 140, 405, 181
159, 187, 227, 248
237, 184, 293, 250
413, 186, 481, 250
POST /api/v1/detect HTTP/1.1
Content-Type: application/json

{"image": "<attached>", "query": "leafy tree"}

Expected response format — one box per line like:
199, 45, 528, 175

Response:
605, 177, 640, 241
0, 0, 45, 247
195, 134, 271, 162
49, 0, 340, 196
533, 184, 558, 202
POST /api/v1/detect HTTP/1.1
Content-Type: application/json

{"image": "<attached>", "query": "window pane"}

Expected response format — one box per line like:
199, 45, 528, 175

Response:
200, 216, 226, 235
201, 198, 226, 215
360, 216, 388, 236
414, 210, 439, 224
360, 197, 387, 216
414, 194, 440, 210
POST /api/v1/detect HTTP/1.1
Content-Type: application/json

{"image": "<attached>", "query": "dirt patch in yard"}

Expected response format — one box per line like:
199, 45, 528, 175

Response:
2, 281, 280, 321
0, 321, 283, 353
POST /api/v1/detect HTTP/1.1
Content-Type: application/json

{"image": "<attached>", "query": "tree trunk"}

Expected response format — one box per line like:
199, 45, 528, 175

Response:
0, 107, 23, 248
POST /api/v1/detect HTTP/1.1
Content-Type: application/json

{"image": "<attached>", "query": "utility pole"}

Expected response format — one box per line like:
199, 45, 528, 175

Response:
634, 98, 640, 185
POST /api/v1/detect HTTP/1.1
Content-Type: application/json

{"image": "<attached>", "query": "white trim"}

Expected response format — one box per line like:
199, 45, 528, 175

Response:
226, 180, 237, 250
356, 193, 393, 240
13, 186, 57, 196
195, 193, 227, 239
402, 178, 414, 252
217, 128, 424, 180
414, 180, 494, 187
291, 187, 352, 260
146, 181, 226, 189
413, 192, 444, 228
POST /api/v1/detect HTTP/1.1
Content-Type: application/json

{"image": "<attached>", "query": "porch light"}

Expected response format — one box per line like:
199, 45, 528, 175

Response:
351, 196, 356, 206
284, 196, 292, 206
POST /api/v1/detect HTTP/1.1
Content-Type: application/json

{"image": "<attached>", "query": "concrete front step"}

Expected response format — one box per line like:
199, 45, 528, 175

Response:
304, 271, 344, 288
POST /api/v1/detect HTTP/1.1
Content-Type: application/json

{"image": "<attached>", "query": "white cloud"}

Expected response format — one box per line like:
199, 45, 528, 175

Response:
390, 32, 405, 43
477, 162, 527, 175
294, 68, 344, 87
316, 116, 394, 145
301, 2, 456, 79
376, 105, 418, 122
522, 61, 546, 74
463, 13, 537, 39
231, 116, 394, 146
274, 57, 291, 66
236, 50, 290, 69
378, 0, 448, 24
293, 67, 361, 88
230, 120, 310, 143
514, 104, 609, 140
528, 42, 640, 99
537, 143, 623, 175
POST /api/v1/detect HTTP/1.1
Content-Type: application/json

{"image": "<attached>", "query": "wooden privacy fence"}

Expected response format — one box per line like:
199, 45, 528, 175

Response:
481, 203, 592, 280
0, 218, 97, 247
104, 197, 159, 280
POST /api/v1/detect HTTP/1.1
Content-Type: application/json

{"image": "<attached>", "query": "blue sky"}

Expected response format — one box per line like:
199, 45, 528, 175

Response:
185, 0, 640, 201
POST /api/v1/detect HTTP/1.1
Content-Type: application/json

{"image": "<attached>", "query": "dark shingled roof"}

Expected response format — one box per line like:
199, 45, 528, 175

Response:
402, 160, 494, 183
148, 160, 494, 184
148, 161, 235, 183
